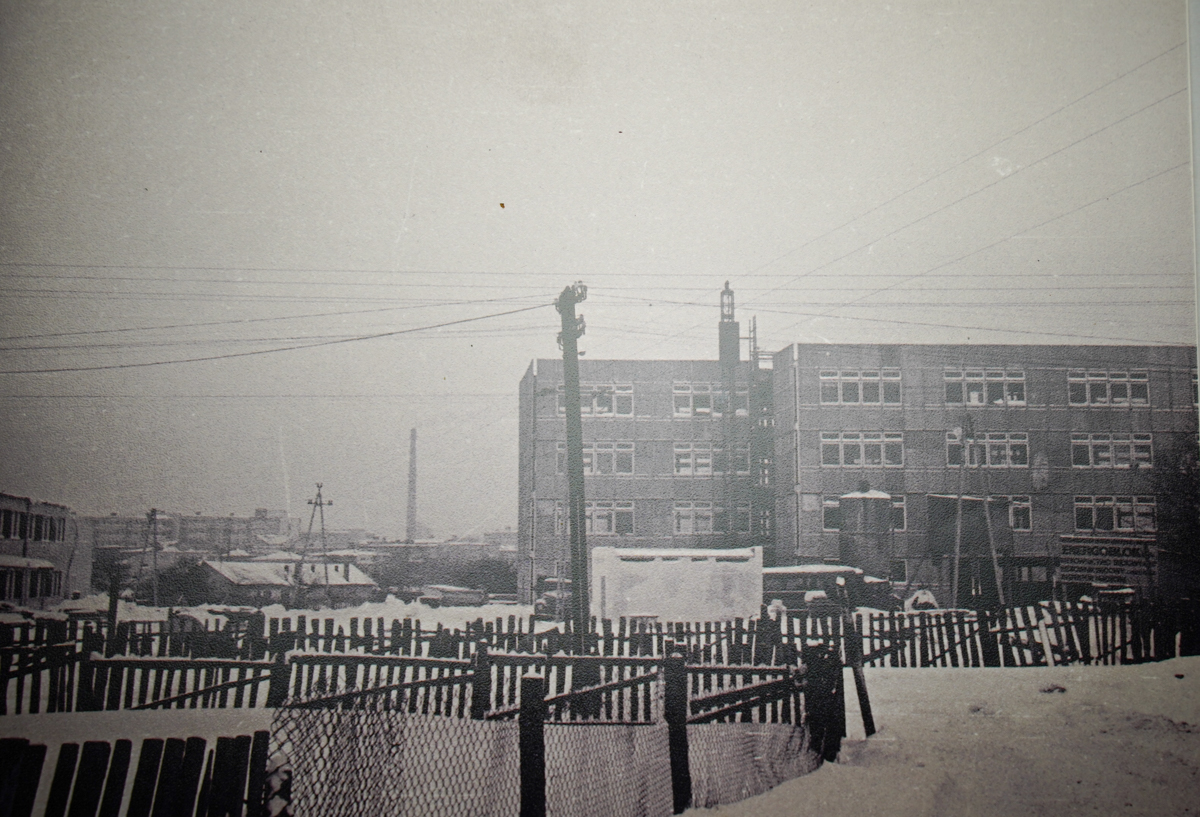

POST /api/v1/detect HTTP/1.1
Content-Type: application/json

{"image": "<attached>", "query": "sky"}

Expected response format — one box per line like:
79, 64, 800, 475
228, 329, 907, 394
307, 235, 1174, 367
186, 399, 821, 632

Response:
0, 0, 1195, 539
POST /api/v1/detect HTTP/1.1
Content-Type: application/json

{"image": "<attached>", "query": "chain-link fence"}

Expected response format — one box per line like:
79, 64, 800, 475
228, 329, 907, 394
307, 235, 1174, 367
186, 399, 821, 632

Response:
271, 703, 519, 817
686, 723, 819, 809
543, 724, 672, 817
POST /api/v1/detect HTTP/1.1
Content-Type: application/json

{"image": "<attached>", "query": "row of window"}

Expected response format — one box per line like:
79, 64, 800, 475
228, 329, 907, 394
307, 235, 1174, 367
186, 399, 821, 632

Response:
821, 368, 1197, 407
0, 567, 63, 601
822, 495, 909, 531
816, 495, 1155, 534
551, 370, 1197, 415
552, 501, 755, 536
0, 509, 69, 542
554, 383, 750, 419
818, 431, 1155, 470
558, 431, 1160, 473
554, 442, 751, 477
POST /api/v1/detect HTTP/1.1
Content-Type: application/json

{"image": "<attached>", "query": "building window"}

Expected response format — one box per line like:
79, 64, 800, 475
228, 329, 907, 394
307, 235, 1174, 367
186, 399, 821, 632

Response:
1006, 496, 1032, 531
1074, 496, 1156, 533
587, 501, 634, 535
890, 560, 908, 582
715, 503, 752, 533
674, 443, 750, 476
674, 443, 713, 476
713, 446, 751, 476
891, 495, 906, 531
1067, 370, 1149, 406
1070, 434, 1152, 469
819, 370, 902, 405
558, 442, 635, 475
1192, 370, 1198, 406
821, 497, 842, 531
713, 388, 750, 417
820, 432, 904, 467
673, 383, 713, 417
558, 383, 634, 416
947, 431, 1028, 468
944, 369, 1025, 406
674, 502, 713, 534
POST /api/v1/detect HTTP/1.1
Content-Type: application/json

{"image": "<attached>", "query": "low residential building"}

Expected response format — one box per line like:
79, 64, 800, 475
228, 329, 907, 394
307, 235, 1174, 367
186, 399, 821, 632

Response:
201, 559, 377, 608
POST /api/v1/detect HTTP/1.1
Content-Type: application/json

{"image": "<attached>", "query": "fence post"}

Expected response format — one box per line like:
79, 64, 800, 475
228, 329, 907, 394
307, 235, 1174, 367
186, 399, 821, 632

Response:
979, 609, 1001, 667
519, 674, 546, 817
266, 650, 290, 708
664, 651, 691, 814
470, 642, 492, 720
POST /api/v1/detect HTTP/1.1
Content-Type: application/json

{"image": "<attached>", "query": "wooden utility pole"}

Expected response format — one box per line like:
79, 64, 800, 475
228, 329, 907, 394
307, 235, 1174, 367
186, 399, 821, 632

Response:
556, 282, 589, 651
147, 509, 159, 607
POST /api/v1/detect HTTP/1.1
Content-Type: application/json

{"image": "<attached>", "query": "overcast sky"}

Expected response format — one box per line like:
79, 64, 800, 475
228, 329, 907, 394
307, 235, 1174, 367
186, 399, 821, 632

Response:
0, 0, 1194, 539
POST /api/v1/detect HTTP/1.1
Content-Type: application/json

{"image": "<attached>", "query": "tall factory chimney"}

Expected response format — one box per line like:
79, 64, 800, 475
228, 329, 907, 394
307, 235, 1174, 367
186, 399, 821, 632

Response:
405, 428, 418, 543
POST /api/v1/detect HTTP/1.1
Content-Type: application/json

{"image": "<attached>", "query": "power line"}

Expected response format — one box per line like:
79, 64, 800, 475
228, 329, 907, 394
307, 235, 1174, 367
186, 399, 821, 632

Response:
739, 40, 1185, 283
0, 294, 536, 345
780, 160, 1189, 329
0, 302, 554, 375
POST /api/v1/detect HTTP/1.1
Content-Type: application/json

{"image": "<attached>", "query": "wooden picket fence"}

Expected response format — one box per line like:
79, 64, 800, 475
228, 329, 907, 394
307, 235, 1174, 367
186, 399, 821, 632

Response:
0, 731, 272, 817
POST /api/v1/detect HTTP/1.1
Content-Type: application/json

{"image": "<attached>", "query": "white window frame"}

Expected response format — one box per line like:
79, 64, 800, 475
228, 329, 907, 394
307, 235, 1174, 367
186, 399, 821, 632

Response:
586, 501, 634, 536
1073, 496, 1156, 533
944, 368, 1026, 406
714, 503, 752, 533
1070, 433, 1152, 469
1005, 495, 1032, 531
821, 497, 841, 531
891, 495, 906, 531
558, 441, 636, 475
1067, 369, 1149, 407
947, 431, 1028, 468
673, 501, 713, 534
673, 383, 713, 417
558, 383, 634, 417
820, 432, 904, 467
819, 369, 902, 405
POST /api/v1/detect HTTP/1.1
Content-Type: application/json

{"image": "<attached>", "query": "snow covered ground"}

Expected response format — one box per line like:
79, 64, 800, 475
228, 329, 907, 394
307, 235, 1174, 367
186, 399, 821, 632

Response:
57, 595, 539, 632
692, 657, 1200, 817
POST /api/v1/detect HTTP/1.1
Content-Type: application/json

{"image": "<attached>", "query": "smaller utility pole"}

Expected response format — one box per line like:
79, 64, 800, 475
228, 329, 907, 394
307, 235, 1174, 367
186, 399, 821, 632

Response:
148, 509, 160, 607
306, 485, 333, 589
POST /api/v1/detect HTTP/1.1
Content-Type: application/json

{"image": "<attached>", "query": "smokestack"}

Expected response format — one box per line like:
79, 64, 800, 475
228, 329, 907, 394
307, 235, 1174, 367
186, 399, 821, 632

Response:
719, 281, 740, 366
406, 428, 418, 543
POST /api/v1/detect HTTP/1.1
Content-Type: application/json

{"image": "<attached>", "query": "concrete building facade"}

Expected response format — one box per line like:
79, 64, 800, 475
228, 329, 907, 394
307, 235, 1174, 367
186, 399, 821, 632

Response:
517, 351, 775, 603
772, 343, 1198, 605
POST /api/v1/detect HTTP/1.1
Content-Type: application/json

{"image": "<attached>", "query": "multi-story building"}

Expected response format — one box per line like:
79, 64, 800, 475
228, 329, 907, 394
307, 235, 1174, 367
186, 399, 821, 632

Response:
0, 491, 92, 605
773, 343, 1198, 604
518, 286, 1199, 607
517, 286, 774, 603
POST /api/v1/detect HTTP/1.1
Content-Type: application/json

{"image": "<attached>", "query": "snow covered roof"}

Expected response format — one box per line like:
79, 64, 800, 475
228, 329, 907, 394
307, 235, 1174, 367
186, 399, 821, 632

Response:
602, 546, 760, 561
256, 534, 292, 547
763, 564, 865, 576
204, 561, 292, 586
296, 561, 376, 587
251, 550, 305, 562
203, 560, 376, 588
